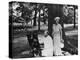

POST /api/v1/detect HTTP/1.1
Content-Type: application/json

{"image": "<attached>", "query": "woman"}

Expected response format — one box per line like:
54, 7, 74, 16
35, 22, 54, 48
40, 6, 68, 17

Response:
52, 17, 64, 56
38, 30, 54, 57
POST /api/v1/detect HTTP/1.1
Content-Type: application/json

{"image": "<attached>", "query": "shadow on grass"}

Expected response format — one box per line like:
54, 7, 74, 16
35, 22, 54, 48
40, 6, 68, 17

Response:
62, 35, 78, 55
64, 26, 78, 32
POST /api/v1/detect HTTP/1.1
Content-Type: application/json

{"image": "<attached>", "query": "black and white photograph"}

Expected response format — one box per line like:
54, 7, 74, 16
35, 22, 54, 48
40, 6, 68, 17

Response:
9, 1, 78, 58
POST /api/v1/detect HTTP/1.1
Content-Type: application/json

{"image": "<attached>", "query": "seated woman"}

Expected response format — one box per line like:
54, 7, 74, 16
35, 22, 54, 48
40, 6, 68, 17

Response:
39, 30, 54, 57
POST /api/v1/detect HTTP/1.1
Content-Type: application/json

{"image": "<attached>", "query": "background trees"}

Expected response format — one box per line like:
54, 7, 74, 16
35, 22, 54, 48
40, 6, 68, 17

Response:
9, 2, 78, 32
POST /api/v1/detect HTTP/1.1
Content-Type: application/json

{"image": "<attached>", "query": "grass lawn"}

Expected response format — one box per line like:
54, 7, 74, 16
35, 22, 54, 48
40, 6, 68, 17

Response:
11, 24, 78, 58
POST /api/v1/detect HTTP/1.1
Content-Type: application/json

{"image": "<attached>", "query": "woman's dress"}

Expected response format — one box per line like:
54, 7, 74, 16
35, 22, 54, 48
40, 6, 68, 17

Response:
52, 24, 63, 56
41, 35, 54, 56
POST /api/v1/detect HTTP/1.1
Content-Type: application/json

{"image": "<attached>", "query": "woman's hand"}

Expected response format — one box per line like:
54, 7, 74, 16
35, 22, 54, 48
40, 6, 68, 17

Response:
61, 39, 64, 43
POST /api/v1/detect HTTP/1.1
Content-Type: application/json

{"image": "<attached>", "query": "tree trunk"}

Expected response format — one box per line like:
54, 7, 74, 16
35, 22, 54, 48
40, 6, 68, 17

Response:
48, 4, 54, 36
74, 6, 76, 28
48, 4, 65, 38
38, 10, 40, 31
48, 4, 63, 36
33, 4, 37, 26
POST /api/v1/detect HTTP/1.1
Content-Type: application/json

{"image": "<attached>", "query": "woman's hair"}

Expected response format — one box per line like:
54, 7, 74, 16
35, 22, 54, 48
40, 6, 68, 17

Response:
54, 17, 60, 21
44, 30, 49, 35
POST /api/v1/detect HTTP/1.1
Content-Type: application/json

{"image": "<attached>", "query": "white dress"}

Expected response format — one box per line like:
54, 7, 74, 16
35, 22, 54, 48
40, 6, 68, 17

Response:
52, 24, 63, 56
41, 35, 54, 57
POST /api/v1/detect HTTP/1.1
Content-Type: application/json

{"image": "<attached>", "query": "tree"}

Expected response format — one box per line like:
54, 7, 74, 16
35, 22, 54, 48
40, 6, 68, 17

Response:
48, 4, 63, 36
37, 4, 42, 31
48, 4, 54, 36
73, 5, 78, 28
33, 3, 37, 26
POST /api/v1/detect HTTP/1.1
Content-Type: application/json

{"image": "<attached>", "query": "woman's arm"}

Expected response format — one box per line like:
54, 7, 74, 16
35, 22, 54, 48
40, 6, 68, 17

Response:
59, 24, 62, 39
60, 29, 64, 43
60, 29, 62, 40
59, 24, 64, 43
52, 24, 54, 37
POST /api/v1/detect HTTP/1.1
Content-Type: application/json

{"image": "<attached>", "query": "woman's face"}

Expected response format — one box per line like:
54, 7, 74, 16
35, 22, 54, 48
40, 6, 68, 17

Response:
44, 31, 48, 37
55, 19, 59, 24
54, 17, 60, 24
